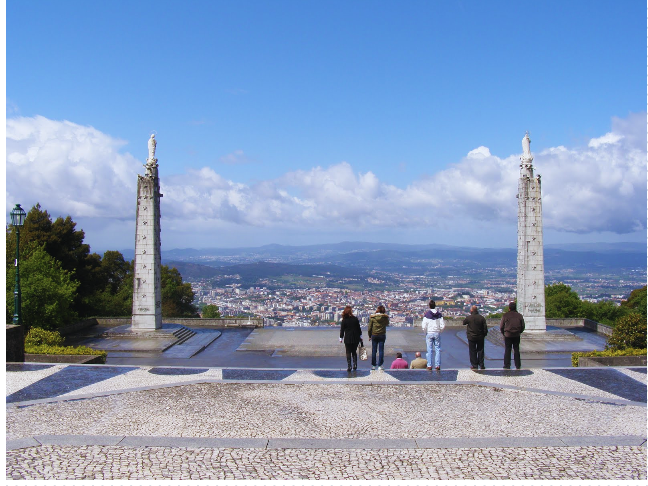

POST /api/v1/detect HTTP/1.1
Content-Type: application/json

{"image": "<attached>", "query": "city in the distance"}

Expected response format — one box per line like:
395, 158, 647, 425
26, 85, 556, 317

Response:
145, 241, 646, 327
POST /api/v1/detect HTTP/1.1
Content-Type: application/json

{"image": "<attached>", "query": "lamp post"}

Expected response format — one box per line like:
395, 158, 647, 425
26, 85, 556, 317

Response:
10, 204, 26, 325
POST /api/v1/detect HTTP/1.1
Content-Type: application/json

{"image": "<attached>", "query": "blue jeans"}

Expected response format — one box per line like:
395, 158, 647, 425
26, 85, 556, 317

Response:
371, 334, 386, 367
426, 333, 441, 368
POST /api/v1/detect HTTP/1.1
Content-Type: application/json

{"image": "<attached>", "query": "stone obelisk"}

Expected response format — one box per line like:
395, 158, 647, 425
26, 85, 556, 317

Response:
131, 134, 162, 330
516, 132, 546, 331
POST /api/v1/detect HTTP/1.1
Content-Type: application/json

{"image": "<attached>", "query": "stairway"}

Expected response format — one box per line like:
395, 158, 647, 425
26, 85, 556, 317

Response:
172, 326, 196, 345
163, 329, 222, 358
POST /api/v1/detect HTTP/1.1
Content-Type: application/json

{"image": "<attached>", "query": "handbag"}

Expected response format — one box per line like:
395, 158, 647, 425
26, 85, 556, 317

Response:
358, 342, 368, 361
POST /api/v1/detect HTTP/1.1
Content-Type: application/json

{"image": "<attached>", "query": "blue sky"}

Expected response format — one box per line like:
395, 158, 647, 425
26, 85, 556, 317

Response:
6, 0, 646, 252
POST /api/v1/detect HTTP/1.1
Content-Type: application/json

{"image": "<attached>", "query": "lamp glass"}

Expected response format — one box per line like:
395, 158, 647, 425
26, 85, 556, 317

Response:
10, 204, 26, 227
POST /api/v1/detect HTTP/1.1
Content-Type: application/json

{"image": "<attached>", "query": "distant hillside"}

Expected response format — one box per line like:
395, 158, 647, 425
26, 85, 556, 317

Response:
166, 260, 363, 282
121, 241, 645, 279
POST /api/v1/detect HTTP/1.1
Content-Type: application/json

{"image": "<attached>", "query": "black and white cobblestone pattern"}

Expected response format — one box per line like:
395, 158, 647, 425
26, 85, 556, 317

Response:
8, 383, 646, 440
7, 445, 646, 480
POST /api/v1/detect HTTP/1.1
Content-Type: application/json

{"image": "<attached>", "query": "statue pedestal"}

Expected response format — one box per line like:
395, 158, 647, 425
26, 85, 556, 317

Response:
524, 316, 547, 332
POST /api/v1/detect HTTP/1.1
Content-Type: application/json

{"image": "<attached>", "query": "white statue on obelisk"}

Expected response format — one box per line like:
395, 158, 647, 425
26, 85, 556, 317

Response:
132, 134, 163, 330
516, 132, 546, 331
145, 134, 158, 175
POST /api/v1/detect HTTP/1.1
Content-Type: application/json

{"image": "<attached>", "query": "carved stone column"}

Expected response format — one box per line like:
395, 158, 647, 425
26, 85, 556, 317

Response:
131, 135, 162, 330
516, 132, 546, 331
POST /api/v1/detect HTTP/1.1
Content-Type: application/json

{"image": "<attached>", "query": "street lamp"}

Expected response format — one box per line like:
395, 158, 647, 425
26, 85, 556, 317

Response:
10, 204, 26, 325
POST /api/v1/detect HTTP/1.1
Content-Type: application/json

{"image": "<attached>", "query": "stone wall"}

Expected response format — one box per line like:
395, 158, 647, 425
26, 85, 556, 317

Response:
93, 317, 263, 328
58, 318, 98, 336
161, 317, 263, 328
578, 355, 646, 367
24, 354, 105, 364
6, 324, 24, 362
581, 318, 614, 336
419, 317, 611, 332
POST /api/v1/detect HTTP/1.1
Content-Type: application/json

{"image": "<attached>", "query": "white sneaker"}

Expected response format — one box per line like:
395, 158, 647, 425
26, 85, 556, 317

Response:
371, 366, 376, 370
378, 366, 384, 370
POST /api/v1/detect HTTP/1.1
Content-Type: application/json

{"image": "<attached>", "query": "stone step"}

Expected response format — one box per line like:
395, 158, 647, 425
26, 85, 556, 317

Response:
172, 326, 196, 345
163, 330, 222, 359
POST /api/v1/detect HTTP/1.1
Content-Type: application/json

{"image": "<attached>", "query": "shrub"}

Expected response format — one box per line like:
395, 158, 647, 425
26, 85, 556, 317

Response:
25, 328, 65, 347
606, 313, 647, 351
24, 344, 107, 363
572, 348, 647, 367
24, 327, 107, 363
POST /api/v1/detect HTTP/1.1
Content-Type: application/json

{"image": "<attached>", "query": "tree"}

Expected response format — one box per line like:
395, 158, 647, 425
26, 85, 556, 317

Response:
606, 314, 647, 351
6, 245, 79, 330
86, 251, 134, 317
545, 283, 584, 318
580, 299, 627, 326
161, 265, 199, 317
6, 204, 102, 317
620, 286, 647, 318
201, 304, 221, 318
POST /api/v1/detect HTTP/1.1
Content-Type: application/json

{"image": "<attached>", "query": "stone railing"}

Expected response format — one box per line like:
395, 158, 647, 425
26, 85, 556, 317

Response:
92, 317, 263, 329
58, 318, 99, 336
415, 317, 613, 334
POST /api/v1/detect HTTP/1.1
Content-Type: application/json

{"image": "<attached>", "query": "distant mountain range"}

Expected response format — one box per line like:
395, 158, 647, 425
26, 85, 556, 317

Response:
114, 241, 646, 282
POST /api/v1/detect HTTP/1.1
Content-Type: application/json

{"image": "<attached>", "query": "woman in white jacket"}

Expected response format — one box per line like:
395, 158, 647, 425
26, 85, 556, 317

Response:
422, 300, 445, 370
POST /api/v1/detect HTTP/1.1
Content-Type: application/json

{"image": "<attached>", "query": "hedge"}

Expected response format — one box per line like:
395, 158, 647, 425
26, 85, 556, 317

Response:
571, 348, 647, 367
24, 344, 107, 362
24, 328, 107, 363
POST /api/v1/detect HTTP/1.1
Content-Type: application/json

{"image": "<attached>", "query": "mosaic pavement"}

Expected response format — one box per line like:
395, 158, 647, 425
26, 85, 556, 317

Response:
6, 363, 647, 480
6, 363, 647, 407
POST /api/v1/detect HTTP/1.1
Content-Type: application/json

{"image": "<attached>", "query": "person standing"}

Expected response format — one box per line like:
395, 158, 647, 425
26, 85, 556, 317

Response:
500, 302, 525, 369
410, 351, 428, 369
339, 306, 362, 372
422, 300, 445, 370
390, 352, 409, 369
463, 305, 489, 370
368, 305, 389, 370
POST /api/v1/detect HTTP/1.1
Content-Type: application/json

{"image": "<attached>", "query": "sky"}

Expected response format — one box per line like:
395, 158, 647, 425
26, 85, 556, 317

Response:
5, 0, 646, 253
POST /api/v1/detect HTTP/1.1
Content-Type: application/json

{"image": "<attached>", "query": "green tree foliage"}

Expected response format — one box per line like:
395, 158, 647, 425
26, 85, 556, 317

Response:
620, 285, 647, 318
6, 204, 102, 317
544, 282, 632, 325
201, 304, 221, 318
6, 245, 79, 330
606, 314, 647, 351
86, 251, 134, 316
580, 299, 627, 326
545, 283, 584, 318
161, 265, 199, 317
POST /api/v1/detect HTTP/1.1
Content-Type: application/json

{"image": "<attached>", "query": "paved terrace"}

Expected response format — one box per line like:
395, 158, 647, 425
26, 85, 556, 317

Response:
6, 362, 647, 480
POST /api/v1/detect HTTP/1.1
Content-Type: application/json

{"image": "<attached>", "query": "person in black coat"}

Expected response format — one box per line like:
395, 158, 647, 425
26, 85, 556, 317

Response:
463, 305, 489, 370
339, 305, 363, 372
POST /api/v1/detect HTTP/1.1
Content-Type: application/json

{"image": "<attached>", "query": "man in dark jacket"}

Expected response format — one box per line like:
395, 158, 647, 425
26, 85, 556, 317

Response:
463, 305, 488, 370
500, 302, 525, 369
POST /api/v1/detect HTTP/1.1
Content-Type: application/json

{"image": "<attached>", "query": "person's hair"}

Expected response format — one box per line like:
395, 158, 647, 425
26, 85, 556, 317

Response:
342, 306, 353, 318
377, 305, 386, 314
415, 351, 421, 358
509, 302, 517, 311
396, 352, 402, 359
429, 300, 436, 309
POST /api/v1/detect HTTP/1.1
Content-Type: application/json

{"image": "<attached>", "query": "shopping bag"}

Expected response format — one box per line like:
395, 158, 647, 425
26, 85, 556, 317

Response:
358, 343, 368, 361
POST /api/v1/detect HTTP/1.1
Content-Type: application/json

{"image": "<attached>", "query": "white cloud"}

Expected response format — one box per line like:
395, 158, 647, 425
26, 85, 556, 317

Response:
466, 146, 492, 158
6, 113, 646, 250
6, 116, 140, 220
219, 149, 252, 165
588, 132, 623, 148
